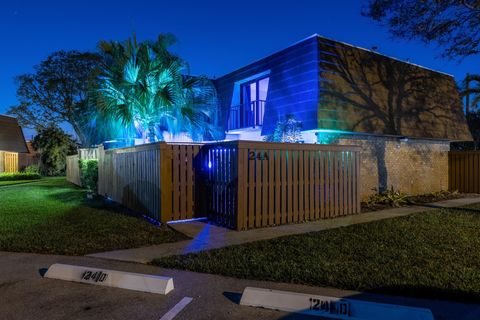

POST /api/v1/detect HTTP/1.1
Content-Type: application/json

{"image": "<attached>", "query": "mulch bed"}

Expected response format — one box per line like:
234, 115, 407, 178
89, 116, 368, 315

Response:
361, 191, 473, 212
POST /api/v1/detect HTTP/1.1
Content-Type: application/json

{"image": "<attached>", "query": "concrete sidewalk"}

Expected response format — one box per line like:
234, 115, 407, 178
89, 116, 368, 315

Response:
88, 196, 480, 263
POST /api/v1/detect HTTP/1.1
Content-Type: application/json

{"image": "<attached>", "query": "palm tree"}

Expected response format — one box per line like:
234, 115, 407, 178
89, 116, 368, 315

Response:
461, 73, 480, 113
95, 34, 219, 142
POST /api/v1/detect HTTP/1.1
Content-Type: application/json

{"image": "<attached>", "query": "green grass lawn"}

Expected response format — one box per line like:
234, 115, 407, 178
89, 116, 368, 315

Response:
0, 177, 187, 255
154, 206, 480, 302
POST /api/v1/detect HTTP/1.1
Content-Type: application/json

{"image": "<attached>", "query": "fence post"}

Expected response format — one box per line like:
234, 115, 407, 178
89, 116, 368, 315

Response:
160, 143, 173, 223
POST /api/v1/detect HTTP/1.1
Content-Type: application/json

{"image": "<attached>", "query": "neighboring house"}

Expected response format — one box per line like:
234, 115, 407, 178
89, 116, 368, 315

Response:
0, 115, 29, 172
213, 34, 472, 198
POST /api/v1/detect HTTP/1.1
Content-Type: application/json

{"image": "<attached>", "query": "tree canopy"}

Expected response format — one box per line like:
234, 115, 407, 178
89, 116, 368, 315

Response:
364, 0, 480, 59
8, 51, 102, 146
32, 125, 77, 176
94, 34, 221, 142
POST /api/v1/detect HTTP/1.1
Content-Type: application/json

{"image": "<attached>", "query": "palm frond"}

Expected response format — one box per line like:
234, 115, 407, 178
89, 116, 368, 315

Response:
95, 33, 221, 142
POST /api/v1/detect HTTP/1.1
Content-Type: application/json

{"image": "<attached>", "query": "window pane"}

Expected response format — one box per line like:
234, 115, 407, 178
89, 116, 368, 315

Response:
258, 77, 269, 101
250, 82, 257, 102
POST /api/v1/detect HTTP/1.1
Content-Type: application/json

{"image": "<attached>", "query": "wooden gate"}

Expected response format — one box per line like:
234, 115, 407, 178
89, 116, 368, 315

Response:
4, 152, 18, 172
449, 151, 480, 193
201, 141, 361, 230
160, 143, 203, 222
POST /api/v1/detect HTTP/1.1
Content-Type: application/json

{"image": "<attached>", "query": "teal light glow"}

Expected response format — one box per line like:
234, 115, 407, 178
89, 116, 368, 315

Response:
313, 129, 353, 144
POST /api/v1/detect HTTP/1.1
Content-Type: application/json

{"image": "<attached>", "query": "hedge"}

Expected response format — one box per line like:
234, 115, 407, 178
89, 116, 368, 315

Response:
0, 172, 42, 181
79, 159, 98, 192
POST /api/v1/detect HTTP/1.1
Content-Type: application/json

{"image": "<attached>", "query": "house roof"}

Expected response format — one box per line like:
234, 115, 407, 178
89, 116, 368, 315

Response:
0, 115, 28, 153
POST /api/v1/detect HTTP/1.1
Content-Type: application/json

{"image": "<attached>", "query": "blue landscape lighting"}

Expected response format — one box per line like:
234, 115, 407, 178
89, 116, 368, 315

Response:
314, 128, 353, 144
208, 161, 212, 169
141, 214, 161, 226
167, 217, 209, 225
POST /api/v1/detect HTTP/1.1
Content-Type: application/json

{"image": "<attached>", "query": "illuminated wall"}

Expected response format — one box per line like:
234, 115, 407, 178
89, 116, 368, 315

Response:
213, 36, 319, 137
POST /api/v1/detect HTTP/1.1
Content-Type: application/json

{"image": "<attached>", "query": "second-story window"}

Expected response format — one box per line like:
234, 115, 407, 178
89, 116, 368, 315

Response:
229, 76, 269, 130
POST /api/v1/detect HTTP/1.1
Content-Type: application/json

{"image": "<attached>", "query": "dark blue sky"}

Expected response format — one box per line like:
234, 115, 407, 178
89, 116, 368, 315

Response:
1, 0, 478, 138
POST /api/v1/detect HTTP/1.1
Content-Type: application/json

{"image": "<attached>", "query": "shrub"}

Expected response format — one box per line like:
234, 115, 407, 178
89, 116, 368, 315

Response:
23, 165, 40, 175
79, 159, 98, 193
364, 187, 408, 207
264, 114, 303, 143
0, 172, 41, 181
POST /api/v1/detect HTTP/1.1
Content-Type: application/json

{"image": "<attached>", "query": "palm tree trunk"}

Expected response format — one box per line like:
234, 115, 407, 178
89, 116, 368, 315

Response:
147, 121, 157, 142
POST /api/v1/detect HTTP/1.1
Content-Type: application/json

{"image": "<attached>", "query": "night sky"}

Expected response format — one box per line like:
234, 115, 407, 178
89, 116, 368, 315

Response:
1, 0, 479, 138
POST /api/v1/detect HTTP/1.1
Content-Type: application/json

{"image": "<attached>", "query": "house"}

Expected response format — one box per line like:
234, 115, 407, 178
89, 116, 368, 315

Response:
0, 115, 29, 172
213, 34, 472, 198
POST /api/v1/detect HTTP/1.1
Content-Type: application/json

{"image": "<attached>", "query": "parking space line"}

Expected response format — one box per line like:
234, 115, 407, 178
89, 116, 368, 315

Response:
159, 297, 193, 320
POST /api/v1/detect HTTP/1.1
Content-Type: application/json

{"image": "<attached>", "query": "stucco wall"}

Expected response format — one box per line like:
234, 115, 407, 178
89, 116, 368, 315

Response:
335, 135, 449, 200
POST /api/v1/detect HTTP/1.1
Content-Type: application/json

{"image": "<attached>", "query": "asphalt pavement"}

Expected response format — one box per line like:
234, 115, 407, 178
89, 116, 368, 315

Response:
1, 251, 480, 320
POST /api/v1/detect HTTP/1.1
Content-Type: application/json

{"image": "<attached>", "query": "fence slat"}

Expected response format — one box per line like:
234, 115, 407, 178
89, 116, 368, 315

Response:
318, 151, 323, 219
275, 150, 281, 225
255, 153, 262, 228
237, 148, 247, 230
281, 150, 287, 225
298, 150, 304, 222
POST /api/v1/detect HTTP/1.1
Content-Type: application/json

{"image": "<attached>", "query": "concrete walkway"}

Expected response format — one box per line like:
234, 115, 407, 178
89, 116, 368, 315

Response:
88, 196, 480, 263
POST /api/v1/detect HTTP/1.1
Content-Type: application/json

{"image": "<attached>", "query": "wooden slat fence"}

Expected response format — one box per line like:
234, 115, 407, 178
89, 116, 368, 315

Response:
201, 141, 361, 230
98, 143, 162, 220
18, 153, 39, 170
66, 154, 81, 185
97, 142, 203, 222
449, 151, 480, 193
70, 141, 362, 229
79, 148, 98, 159
4, 152, 18, 172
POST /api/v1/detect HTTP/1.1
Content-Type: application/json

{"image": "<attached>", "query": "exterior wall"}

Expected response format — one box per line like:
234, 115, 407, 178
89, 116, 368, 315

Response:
335, 135, 450, 199
213, 36, 319, 137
